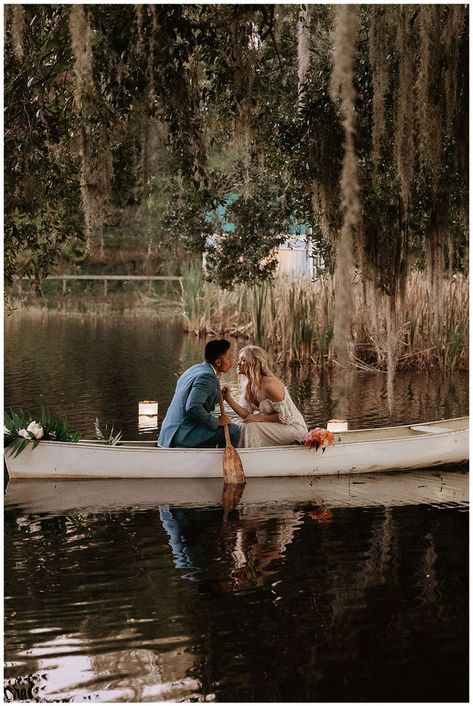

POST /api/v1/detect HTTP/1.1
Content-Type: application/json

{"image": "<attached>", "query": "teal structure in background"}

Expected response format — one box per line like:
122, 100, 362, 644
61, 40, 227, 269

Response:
204, 193, 316, 276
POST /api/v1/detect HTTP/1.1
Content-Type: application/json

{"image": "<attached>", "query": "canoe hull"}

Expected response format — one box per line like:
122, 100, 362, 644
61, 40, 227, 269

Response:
4, 419, 469, 479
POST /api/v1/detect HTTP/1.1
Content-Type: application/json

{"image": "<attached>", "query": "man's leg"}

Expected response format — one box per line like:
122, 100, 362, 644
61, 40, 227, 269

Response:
227, 423, 241, 447
195, 424, 241, 448
214, 423, 241, 448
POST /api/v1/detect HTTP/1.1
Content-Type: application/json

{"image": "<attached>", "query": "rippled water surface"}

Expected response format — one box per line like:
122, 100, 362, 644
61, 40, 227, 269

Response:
4, 310, 469, 438
4, 311, 469, 702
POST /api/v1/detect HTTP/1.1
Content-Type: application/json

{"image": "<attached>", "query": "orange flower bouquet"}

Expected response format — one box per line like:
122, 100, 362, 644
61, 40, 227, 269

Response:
302, 427, 334, 452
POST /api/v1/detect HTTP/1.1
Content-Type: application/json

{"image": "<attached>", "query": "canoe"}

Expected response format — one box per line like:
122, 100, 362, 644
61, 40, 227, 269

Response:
5, 470, 469, 516
4, 416, 468, 480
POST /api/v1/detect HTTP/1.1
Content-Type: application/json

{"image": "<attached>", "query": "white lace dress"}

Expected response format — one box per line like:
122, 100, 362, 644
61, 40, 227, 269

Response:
237, 387, 308, 448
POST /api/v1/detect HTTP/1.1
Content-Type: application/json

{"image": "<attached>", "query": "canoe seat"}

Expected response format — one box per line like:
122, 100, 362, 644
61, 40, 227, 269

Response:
410, 425, 453, 434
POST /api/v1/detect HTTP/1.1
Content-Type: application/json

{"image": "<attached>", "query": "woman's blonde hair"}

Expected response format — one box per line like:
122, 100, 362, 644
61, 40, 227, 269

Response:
239, 345, 275, 406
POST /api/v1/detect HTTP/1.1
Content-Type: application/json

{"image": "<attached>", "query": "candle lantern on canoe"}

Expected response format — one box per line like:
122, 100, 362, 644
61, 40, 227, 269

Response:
326, 419, 348, 432
138, 400, 158, 431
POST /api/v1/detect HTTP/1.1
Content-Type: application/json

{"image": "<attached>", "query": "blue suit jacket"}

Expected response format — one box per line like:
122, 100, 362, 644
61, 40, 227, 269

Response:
158, 362, 220, 447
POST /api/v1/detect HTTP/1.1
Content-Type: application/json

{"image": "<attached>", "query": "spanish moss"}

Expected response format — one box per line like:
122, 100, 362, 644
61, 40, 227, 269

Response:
394, 6, 415, 208
368, 6, 390, 168
11, 4, 25, 61
297, 5, 312, 101
69, 5, 112, 243
330, 4, 360, 370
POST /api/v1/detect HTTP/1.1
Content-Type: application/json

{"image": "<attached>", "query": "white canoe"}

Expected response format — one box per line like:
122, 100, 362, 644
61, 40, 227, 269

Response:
4, 416, 468, 480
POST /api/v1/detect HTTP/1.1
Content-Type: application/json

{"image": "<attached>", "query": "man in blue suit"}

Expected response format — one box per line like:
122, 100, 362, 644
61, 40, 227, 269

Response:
158, 339, 241, 448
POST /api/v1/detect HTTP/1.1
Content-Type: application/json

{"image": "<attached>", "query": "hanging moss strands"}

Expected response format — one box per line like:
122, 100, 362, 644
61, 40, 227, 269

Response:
297, 5, 313, 104
415, 5, 468, 191
363, 5, 467, 307
368, 5, 391, 169
330, 4, 360, 370
394, 6, 415, 210
415, 5, 443, 189
304, 21, 342, 285
69, 5, 113, 247
146, 4, 158, 103
442, 5, 464, 127
413, 5, 468, 310
68, 5, 94, 100
134, 4, 145, 55
11, 4, 25, 61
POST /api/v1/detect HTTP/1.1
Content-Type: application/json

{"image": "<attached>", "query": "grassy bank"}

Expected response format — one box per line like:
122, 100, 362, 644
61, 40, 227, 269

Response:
6, 279, 182, 318
180, 264, 469, 372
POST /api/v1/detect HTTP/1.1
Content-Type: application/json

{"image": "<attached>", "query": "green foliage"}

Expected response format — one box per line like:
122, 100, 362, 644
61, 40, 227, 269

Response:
4, 408, 81, 458
94, 417, 123, 445
4, 5, 468, 296
204, 194, 289, 289
4, 6, 83, 289
39, 408, 82, 442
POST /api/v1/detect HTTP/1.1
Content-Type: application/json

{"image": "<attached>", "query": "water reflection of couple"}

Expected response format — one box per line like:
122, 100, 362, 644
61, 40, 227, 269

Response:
159, 503, 305, 591
157, 339, 307, 449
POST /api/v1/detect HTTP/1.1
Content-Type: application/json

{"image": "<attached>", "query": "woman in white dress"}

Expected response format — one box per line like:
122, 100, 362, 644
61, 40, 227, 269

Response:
222, 345, 308, 448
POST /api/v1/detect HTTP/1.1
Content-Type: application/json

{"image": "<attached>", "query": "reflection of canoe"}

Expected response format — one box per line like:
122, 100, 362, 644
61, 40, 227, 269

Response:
5, 470, 468, 516
4, 417, 468, 479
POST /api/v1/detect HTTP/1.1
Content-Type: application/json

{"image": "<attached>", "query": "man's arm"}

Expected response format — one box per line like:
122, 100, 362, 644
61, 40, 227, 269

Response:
185, 374, 228, 429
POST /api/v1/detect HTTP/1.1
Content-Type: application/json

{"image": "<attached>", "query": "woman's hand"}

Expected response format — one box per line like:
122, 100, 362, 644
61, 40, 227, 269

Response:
243, 413, 259, 423
221, 385, 232, 402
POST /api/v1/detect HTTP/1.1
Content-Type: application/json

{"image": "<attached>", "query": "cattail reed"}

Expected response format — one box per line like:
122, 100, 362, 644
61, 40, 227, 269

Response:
180, 266, 468, 372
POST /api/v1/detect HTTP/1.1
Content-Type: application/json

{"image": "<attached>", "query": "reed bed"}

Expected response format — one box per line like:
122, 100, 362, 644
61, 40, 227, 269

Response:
180, 265, 468, 372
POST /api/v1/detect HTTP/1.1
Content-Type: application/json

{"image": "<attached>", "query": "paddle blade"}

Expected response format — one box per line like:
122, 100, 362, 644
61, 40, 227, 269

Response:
221, 481, 245, 522
222, 445, 246, 485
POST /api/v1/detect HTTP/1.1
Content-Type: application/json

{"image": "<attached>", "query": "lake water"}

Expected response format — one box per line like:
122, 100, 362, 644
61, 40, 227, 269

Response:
4, 310, 469, 702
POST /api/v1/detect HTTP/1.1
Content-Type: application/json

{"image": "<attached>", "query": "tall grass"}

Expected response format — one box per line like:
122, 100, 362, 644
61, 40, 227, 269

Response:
180, 266, 468, 372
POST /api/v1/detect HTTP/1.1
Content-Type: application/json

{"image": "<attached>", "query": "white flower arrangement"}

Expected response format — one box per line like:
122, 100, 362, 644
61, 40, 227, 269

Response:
26, 421, 44, 439
4, 408, 80, 458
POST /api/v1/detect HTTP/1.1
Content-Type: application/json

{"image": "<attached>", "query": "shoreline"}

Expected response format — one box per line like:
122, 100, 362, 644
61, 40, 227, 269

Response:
5, 292, 182, 319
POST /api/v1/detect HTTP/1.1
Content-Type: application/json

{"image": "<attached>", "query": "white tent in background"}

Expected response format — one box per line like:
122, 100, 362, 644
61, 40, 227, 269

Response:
203, 194, 322, 278
276, 233, 314, 277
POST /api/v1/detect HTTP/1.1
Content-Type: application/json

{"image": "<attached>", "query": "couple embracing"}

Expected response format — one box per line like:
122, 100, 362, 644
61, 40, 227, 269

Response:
158, 339, 307, 449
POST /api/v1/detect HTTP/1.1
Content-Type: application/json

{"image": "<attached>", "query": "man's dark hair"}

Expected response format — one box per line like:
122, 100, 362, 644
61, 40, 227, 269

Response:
205, 339, 231, 363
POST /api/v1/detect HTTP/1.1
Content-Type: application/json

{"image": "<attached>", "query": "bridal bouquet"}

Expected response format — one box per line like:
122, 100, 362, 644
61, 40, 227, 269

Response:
302, 427, 334, 452
4, 408, 81, 458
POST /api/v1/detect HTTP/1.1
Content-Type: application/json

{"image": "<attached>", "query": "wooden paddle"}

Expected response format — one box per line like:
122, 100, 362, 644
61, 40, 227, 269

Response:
218, 391, 246, 485
221, 481, 245, 523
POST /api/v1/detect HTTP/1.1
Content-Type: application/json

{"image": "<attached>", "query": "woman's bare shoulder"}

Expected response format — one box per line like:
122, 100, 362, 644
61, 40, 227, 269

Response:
261, 376, 285, 402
